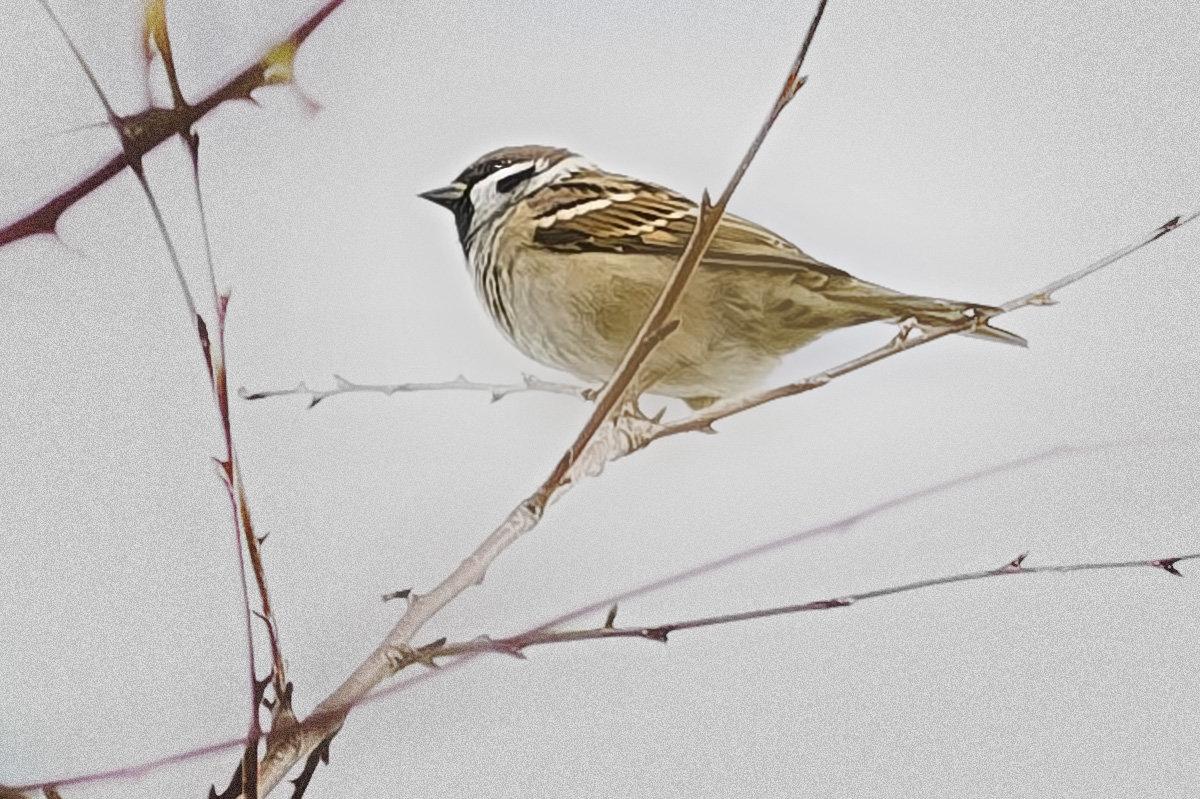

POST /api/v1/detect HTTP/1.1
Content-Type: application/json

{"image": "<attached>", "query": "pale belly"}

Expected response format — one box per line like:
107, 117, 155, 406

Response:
490, 248, 811, 403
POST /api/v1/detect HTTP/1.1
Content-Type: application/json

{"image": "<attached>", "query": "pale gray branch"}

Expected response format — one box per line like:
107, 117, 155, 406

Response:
238, 373, 594, 407
249, 5, 832, 794
614, 209, 1200, 450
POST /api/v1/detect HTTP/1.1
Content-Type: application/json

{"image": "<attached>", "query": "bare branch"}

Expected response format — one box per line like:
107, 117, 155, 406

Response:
0, 0, 347, 248
7, 441, 1171, 795
528, 0, 831, 515
28, 5, 318, 785
34, 0, 202, 325
238, 373, 595, 407
402, 550, 1200, 664
246, 5, 832, 793
623, 209, 1200, 449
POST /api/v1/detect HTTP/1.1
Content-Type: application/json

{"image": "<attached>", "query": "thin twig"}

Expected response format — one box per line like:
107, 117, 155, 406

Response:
0, 0, 347, 247
526, 0, 829, 514
358, 442, 1103, 706
238, 373, 595, 407
627, 211, 1200, 448
33, 0, 201, 326
29, 5, 318, 794
398, 550, 1199, 665
8, 441, 1183, 794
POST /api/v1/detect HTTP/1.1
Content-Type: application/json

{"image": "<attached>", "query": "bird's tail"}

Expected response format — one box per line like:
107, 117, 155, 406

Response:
882, 294, 1027, 348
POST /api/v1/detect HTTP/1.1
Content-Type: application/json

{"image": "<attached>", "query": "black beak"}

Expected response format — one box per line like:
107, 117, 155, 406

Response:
418, 182, 467, 210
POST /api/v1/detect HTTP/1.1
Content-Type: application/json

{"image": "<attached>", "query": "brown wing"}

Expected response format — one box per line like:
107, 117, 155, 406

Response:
527, 173, 855, 292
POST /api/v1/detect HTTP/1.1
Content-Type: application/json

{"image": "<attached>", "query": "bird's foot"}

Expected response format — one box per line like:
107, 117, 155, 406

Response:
614, 395, 667, 426
890, 316, 928, 349
610, 396, 668, 457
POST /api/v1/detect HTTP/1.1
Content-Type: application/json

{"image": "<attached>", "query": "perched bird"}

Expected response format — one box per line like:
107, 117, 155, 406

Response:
420, 145, 1023, 409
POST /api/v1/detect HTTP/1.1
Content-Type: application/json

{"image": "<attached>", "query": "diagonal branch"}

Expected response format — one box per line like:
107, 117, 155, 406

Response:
247, 3, 832, 794
629, 211, 1200, 446
526, 0, 828, 513
34, 0, 201, 325
356, 442, 1114, 706
19, 5, 341, 793
0, 0, 347, 248
13, 542, 1189, 797
7, 440, 1179, 795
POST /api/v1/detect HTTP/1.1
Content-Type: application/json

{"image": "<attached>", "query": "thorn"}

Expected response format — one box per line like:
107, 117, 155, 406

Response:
212, 458, 233, 485
1001, 552, 1029, 573
810, 598, 854, 610
253, 670, 273, 702
783, 73, 808, 101
490, 391, 504, 403
381, 588, 411, 602
1152, 558, 1184, 577
332, 374, 353, 389
645, 318, 681, 350
697, 423, 718, 435
890, 316, 922, 348
1152, 215, 1182, 240
642, 627, 670, 643
475, 634, 527, 659
649, 405, 666, 424
604, 604, 618, 628
256, 532, 269, 545
405, 636, 447, 668
307, 396, 324, 409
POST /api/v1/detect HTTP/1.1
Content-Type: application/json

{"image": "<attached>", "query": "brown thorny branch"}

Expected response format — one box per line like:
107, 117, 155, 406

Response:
7, 2, 352, 798
390, 551, 1199, 669
9, 528, 1195, 797
6, 1, 1197, 798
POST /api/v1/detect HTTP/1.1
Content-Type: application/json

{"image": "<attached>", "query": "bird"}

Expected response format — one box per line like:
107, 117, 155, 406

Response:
419, 145, 1024, 409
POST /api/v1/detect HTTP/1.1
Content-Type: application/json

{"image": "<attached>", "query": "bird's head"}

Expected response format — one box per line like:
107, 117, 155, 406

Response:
419, 145, 587, 248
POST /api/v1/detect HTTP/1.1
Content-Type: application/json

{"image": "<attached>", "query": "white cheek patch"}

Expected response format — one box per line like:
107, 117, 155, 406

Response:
468, 161, 541, 228
526, 155, 594, 194
467, 154, 599, 242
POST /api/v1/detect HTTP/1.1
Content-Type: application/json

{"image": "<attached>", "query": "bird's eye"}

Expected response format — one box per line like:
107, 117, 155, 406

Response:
496, 164, 536, 193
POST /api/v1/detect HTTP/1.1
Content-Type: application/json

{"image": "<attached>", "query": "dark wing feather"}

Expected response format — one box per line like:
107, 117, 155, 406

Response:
528, 173, 853, 291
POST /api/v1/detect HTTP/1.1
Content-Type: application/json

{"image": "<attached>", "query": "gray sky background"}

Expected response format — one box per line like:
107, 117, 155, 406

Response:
2, 1, 1198, 796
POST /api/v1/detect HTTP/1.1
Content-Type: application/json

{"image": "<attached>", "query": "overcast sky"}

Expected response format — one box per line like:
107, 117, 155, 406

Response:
2, 1, 1198, 797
